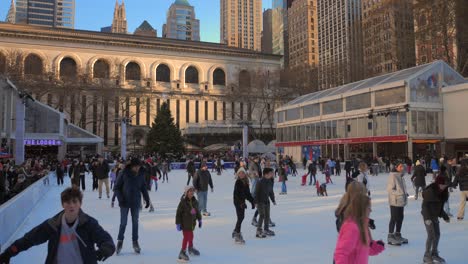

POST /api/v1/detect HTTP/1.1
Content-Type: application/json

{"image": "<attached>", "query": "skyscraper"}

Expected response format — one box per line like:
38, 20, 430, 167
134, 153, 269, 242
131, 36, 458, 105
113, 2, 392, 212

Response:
5, 0, 15, 23
15, 0, 75, 28
163, 0, 200, 41
111, 0, 127, 34
286, 0, 319, 92
220, 0, 262, 51
262, 9, 273, 53
362, 0, 415, 78
272, 0, 288, 66
318, 0, 364, 90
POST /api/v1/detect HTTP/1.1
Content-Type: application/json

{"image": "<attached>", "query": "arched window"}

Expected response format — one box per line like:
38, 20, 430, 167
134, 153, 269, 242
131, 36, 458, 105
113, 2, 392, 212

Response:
213, 68, 226, 86
59, 57, 77, 79
156, 64, 170, 82
185, 66, 199, 84
239, 70, 251, 88
24, 54, 43, 75
125, 62, 141, 81
93, 59, 110, 79
0, 53, 6, 73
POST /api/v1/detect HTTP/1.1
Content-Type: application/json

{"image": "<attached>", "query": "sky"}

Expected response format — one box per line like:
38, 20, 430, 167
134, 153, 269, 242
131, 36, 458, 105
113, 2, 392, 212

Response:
0, 0, 272, 43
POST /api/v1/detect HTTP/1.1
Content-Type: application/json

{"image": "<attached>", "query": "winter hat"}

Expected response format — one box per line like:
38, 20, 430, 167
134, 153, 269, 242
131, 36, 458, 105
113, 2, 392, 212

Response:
236, 167, 247, 177
184, 185, 195, 195
415, 160, 421, 166
129, 158, 141, 167
200, 162, 208, 168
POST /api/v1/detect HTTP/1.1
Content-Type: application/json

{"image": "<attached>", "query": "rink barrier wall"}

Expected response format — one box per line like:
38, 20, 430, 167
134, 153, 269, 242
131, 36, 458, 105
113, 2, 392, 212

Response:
0, 173, 52, 249
170, 162, 236, 170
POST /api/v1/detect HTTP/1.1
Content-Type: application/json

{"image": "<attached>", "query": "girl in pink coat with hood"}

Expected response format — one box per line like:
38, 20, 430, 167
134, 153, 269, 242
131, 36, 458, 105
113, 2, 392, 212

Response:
334, 194, 385, 264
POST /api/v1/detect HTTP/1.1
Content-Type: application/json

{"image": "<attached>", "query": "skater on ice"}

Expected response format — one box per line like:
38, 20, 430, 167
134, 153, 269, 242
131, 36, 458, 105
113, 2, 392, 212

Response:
176, 185, 202, 262
232, 167, 255, 244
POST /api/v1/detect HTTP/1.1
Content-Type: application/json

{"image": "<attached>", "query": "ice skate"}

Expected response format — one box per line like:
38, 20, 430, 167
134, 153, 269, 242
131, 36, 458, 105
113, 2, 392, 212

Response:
232, 230, 237, 238
264, 229, 275, 236
149, 204, 155, 212
423, 254, 434, 263
256, 229, 266, 238
395, 232, 408, 244
133, 240, 141, 254
116, 240, 123, 255
178, 249, 190, 262
188, 246, 200, 256
387, 233, 402, 246
251, 217, 258, 226
202, 211, 211, 216
432, 253, 446, 263
235, 233, 245, 244
269, 220, 276, 227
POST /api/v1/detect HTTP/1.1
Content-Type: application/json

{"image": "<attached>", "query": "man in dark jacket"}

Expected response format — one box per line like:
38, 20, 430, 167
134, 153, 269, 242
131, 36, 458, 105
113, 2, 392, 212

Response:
232, 167, 255, 244
56, 162, 64, 186
421, 175, 450, 263
307, 161, 317, 185
114, 158, 150, 255
186, 158, 196, 185
411, 160, 427, 200
254, 168, 276, 238
193, 162, 213, 216
452, 159, 468, 220
95, 156, 110, 199
0, 187, 115, 264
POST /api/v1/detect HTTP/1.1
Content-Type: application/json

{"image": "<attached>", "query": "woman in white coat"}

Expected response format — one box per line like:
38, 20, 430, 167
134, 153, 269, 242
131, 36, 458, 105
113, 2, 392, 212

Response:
387, 161, 409, 246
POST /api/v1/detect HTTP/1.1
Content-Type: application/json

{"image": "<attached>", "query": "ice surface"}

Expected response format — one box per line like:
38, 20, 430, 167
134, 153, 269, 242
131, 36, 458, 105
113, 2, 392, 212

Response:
10, 169, 467, 263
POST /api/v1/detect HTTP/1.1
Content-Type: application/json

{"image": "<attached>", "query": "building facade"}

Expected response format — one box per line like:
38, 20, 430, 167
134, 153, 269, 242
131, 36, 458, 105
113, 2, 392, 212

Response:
272, 0, 288, 66
318, 0, 364, 90
414, 0, 468, 77
163, 0, 200, 41
275, 61, 467, 163
0, 24, 281, 151
6, 0, 16, 23
362, 0, 415, 78
261, 9, 273, 54
15, 0, 75, 28
111, 0, 127, 34
220, 0, 262, 51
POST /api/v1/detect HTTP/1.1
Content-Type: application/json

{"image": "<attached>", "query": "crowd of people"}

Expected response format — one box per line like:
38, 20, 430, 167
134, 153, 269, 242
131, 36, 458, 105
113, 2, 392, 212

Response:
1, 151, 468, 264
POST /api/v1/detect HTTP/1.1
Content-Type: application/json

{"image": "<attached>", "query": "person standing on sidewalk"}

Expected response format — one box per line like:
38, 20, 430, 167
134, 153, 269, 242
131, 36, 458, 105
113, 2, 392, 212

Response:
95, 156, 110, 199
193, 162, 214, 216
387, 162, 409, 246
451, 158, 468, 221
114, 158, 150, 255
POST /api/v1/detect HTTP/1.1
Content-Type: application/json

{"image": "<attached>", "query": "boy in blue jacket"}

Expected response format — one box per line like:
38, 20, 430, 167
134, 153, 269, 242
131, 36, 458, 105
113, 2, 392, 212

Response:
0, 187, 115, 264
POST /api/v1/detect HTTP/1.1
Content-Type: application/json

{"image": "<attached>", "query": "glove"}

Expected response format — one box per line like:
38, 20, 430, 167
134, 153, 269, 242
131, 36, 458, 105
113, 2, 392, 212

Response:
176, 224, 182, 231
211, 188, 214, 193
273, 201, 277, 206
370, 240, 385, 254
443, 215, 450, 223
251, 203, 255, 210
198, 219, 202, 228
145, 200, 150, 209
96, 249, 111, 262
0, 248, 13, 264
369, 219, 376, 230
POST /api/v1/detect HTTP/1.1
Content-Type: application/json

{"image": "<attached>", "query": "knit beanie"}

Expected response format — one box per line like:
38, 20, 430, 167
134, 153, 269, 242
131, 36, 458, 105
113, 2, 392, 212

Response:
184, 185, 195, 195
236, 167, 247, 177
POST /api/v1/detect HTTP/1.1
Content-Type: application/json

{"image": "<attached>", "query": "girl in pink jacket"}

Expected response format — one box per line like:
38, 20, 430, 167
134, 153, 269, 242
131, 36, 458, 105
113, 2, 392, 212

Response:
334, 195, 385, 264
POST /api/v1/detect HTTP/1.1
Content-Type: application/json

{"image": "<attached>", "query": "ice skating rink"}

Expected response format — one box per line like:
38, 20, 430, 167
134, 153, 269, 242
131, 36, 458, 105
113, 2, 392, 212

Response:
10, 169, 467, 263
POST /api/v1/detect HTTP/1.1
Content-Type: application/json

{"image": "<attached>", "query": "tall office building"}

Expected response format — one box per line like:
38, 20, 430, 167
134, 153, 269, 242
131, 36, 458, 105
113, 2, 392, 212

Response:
261, 9, 273, 53
272, 0, 288, 66
111, 0, 127, 34
318, 0, 364, 90
414, 0, 468, 77
163, 0, 200, 41
362, 0, 415, 78
15, 0, 75, 28
220, 0, 262, 51
6, 0, 16, 23
286, 0, 319, 92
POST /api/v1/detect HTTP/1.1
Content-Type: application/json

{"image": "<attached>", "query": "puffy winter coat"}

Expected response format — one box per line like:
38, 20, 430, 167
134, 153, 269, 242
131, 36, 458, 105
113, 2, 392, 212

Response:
334, 218, 382, 264
186, 161, 196, 174
94, 161, 109, 180
114, 167, 150, 209
431, 159, 439, 171
193, 169, 213, 192
233, 178, 254, 208
6, 210, 115, 264
411, 165, 427, 187
254, 177, 276, 205
176, 195, 202, 231
452, 166, 468, 191
421, 183, 449, 221
387, 172, 408, 207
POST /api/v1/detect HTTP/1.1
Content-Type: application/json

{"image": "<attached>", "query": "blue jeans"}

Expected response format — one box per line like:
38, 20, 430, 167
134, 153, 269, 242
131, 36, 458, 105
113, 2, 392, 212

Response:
251, 178, 259, 197
197, 191, 208, 213
281, 181, 287, 193
309, 173, 316, 185
118, 207, 140, 241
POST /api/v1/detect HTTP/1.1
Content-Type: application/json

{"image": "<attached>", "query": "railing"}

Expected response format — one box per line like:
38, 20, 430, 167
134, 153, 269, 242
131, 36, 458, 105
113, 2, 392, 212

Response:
0, 173, 52, 248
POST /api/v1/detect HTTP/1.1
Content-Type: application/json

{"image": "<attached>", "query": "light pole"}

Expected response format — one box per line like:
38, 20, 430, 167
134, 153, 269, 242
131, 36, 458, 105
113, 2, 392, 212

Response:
13, 89, 34, 165
115, 117, 132, 160
237, 121, 252, 161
